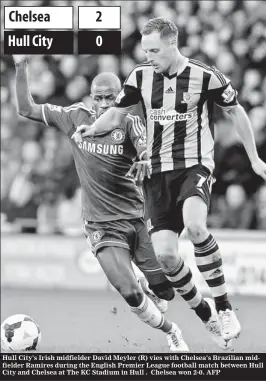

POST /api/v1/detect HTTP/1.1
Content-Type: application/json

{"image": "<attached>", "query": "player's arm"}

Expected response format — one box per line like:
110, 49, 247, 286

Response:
125, 115, 149, 182
126, 114, 147, 159
13, 55, 42, 122
14, 55, 74, 134
226, 105, 266, 180
208, 68, 266, 180
73, 68, 142, 140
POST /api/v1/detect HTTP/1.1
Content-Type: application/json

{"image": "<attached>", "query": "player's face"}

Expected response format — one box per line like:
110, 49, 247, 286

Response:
91, 85, 118, 116
141, 32, 176, 74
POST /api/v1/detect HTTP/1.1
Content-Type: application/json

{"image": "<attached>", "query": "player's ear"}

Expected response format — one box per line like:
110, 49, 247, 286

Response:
170, 37, 177, 46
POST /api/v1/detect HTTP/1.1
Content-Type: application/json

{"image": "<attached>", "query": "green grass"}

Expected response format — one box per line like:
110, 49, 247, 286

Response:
1, 288, 266, 353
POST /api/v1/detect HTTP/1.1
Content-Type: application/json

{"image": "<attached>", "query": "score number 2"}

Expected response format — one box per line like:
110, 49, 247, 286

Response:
96, 11, 102, 22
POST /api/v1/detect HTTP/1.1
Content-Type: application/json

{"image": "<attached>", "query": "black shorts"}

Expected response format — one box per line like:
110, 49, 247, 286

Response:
144, 164, 214, 235
82, 218, 168, 287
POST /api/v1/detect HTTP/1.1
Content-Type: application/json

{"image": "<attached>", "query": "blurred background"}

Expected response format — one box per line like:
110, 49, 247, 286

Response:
1, 0, 266, 234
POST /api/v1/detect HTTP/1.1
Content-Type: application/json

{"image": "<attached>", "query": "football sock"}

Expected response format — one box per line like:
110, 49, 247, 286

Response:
164, 258, 203, 308
194, 234, 232, 312
193, 298, 212, 322
130, 294, 172, 333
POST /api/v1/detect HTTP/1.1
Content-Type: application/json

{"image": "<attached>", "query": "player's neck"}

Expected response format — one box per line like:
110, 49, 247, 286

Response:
168, 52, 187, 76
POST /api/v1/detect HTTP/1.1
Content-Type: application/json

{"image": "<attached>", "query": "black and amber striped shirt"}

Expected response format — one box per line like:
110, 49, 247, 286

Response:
115, 57, 238, 175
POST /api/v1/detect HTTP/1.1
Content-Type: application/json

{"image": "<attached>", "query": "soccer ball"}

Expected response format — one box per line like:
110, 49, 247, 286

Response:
1, 314, 41, 351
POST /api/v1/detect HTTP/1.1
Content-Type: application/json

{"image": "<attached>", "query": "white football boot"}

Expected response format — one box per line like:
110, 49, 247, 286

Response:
139, 277, 168, 313
167, 323, 189, 352
204, 298, 233, 350
219, 309, 241, 340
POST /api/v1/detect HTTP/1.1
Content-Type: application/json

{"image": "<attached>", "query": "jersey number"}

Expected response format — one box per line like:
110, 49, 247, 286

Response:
196, 175, 213, 193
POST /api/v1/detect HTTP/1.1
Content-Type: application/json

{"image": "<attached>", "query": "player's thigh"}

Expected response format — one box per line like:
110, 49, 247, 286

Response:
151, 229, 178, 255
97, 246, 140, 294
83, 220, 139, 291
180, 165, 212, 228
143, 173, 177, 233
144, 173, 171, 232
183, 196, 208, 226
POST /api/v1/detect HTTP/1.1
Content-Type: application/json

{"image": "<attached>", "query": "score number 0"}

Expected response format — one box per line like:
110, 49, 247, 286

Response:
96, 11, 102, 46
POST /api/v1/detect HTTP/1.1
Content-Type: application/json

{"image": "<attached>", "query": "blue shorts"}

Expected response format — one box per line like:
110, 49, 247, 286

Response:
83, 218, 168, 287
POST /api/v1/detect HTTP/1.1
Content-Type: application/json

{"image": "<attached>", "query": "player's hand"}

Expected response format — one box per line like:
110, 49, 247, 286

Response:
251, 158, 266, 180
126, 160, 150, 184
13, 55, 28, 64
71, 124, 95, 143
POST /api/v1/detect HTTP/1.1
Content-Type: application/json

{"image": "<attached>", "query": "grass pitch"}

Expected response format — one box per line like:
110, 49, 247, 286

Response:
1, 288, 266, 353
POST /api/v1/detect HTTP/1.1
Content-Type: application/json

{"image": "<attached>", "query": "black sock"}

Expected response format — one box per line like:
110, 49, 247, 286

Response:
193, 299, 212, 322
215, 295, 232, 312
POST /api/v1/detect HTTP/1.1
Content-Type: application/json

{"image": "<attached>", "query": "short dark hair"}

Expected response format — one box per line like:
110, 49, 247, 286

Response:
140, 17, 178, 40
91, 72, 121, 93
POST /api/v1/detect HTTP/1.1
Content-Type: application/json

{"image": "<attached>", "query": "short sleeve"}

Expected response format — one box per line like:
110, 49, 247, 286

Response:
41, 103, 73, 134
207, 67, 238, 109
115, 67, 142, 110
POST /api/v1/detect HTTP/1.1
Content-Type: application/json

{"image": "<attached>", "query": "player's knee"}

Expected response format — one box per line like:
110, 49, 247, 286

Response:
115, 283, 143, 307
185, 221, 208, 241
156, 251, 179, 273
150, 281, 175, 301
122, 290, 143, 307
157, 288, 175, 301
152, 245, 177, 271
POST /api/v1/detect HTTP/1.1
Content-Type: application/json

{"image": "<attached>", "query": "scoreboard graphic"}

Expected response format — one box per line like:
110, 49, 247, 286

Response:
4, 5, 121, 54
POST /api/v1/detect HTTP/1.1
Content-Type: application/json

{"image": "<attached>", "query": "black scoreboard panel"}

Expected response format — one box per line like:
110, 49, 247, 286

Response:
4, 30, 74, 54
78, 31, 121, 55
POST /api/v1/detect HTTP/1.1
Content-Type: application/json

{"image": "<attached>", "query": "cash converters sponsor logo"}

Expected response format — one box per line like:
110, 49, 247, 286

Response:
149, 108, 193, 125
